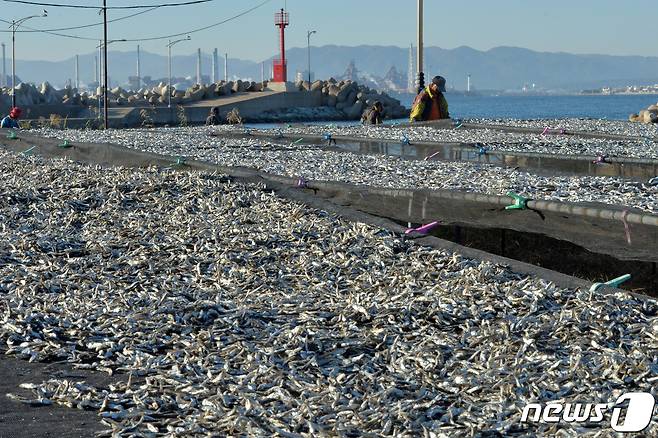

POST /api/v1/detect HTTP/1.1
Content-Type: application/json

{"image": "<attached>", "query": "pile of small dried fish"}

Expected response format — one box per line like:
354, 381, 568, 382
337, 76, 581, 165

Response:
464, 118, 658, 138
1, 150, 657, 436
28, 127, 658, 214
234, 124, 658, 159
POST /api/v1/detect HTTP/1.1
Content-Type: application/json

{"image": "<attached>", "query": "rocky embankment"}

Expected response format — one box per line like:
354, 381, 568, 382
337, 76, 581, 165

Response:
630, 102, 658, 124
1, 78, 408, 121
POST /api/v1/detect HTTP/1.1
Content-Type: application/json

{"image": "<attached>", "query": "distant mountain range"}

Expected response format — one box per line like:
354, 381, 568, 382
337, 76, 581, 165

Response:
7, 45, 658, 92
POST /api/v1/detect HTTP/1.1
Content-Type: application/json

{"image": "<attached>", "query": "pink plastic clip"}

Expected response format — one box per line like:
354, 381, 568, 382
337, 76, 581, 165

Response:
405, 221, 440, 235
424, 151, 441, 161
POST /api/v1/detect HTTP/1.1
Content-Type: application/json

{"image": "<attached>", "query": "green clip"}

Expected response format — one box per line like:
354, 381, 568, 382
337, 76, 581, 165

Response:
174, 156, 186, 166
21, 146, 36, 156
291, 138, 304, 145
505, 192, 528, 210
6, 130, 18, 140
590, 274, 631, 292
58, 140, 71, 148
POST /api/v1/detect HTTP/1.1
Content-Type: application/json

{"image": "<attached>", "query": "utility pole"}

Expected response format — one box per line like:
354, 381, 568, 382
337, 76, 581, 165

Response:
103, 0, 109, 129
416, 0, 424, 93
136, 45, 141, 90
261, 61, 265, 84
224, 53, 228, 82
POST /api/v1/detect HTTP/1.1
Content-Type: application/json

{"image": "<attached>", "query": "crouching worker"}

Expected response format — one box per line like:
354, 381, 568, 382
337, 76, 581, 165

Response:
410, 76, 450, 122
205, 106, 221, 126
361, 101, 384, 125
1, 107, 22, 129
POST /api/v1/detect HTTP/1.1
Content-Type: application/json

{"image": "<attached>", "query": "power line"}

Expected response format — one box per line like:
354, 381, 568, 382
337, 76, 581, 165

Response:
0, 6, 160, 33
0, 0, 272, 43
1, 0, 214, 9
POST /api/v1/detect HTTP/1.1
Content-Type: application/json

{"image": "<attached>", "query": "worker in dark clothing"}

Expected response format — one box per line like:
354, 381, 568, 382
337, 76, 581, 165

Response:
410, 76, 450, 122
361, 101, 384, 125
205, 106, 221, 126
1, 107, 22, 129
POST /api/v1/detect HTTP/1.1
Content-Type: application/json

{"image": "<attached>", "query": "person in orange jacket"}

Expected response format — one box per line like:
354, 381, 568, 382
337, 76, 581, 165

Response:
410, 76, 450, 122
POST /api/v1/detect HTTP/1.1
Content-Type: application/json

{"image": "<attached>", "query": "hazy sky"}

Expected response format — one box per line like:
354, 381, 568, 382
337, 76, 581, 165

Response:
0, 0, 656, 61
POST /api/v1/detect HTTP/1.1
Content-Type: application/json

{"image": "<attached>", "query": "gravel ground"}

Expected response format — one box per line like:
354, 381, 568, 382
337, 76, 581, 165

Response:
1, 151, 656, 436
28, 127, 658, 214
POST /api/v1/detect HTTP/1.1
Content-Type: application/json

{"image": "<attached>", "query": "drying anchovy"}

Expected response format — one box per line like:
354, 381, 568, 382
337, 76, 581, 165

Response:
0, 151, 656, 436
28, 127, 658, 214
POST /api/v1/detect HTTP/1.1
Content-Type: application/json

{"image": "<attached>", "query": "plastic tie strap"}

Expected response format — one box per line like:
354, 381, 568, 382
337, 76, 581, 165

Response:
6, 130, 18, 140
453, 120, 463, 129
424, 151, 441, 161
505, 192, 528, 210
590, 274, 631, 293
648, 177, 658, 186
58, 140, 71, 149
405, 221, 440, 235
274, 130, 284, 139
21, 146, 36, 156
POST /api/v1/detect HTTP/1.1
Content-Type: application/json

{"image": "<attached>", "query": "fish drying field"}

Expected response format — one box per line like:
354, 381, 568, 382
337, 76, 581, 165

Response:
28, 127, 658, 214
1, 149, 657, 436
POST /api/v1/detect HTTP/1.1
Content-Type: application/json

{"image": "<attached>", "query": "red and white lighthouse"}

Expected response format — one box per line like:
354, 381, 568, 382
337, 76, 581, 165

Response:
273, 8, 289, 83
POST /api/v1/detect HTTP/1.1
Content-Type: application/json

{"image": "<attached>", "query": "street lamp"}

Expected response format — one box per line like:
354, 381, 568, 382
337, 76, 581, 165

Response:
167, 36, 191, 108
306, 30, 316, 84
10, 10, 47, 108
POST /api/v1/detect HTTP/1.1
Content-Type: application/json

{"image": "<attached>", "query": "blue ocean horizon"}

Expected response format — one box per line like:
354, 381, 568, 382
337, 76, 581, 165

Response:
397, 93, 658, 121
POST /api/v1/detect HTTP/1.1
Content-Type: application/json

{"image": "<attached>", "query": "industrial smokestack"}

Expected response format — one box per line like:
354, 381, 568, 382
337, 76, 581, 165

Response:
212, 48, 218, 83
1, 43, 5, 88
196, 48, 202, 85
136, 45, 141, 90
75, 54, 79, 89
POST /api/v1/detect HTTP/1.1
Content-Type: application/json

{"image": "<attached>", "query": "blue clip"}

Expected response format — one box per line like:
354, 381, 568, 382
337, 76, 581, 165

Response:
477, 144, 489, 156
648, 177, 658, 186
453, 119, 463, 129
590, 274, 631, 292
274, 130, 284, 139
401, 134, 411, 146
323, 133, 336, 145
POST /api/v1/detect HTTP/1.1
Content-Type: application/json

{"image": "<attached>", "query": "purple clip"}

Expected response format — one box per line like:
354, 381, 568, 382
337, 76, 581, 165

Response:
541, 127, 550, 135
405, 221, 440, 235
592, 155, 609, 164
296, 178, 308, 188
559, 129, 566, 135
